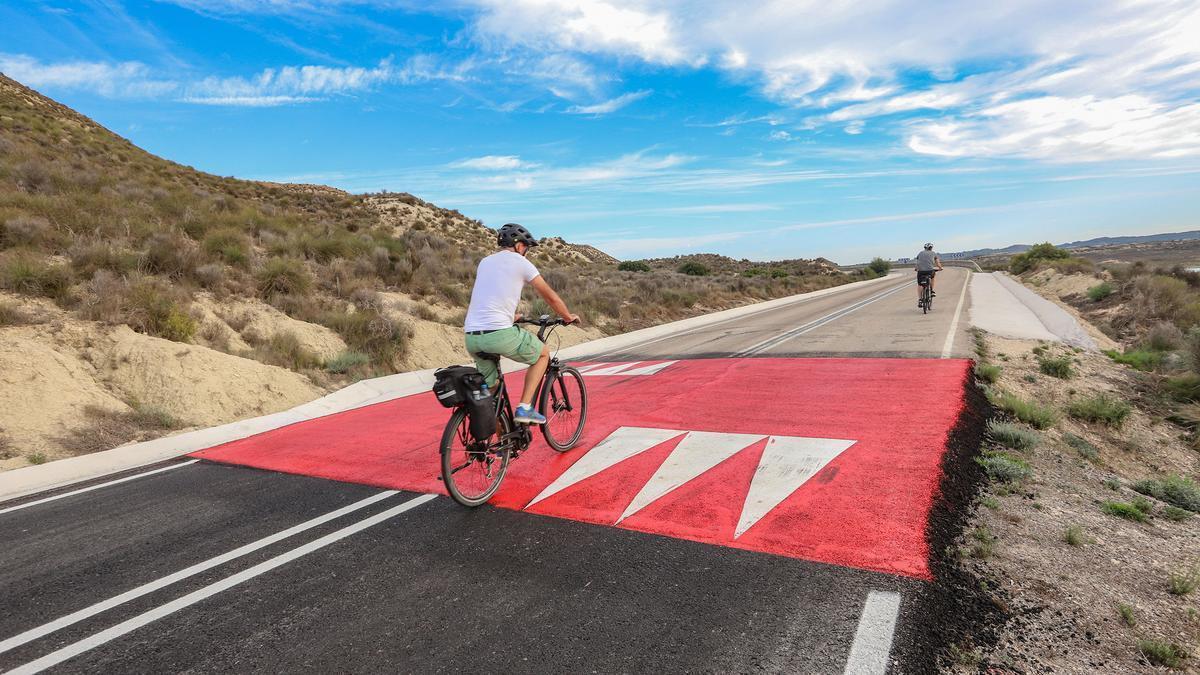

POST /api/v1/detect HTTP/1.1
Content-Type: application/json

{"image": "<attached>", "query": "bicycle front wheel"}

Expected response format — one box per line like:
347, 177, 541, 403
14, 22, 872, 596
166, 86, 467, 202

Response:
539, 365, 588, 451
441, 407, 512, 507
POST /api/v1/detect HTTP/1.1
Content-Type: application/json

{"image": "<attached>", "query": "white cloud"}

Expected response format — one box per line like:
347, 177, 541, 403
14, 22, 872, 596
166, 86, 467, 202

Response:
567, 89, 651, 114
453, 155, 534, 170
472, 0, 692, 65
0, 54, 176, 97
179, 95, 319, 106
460, 0, 1200, 160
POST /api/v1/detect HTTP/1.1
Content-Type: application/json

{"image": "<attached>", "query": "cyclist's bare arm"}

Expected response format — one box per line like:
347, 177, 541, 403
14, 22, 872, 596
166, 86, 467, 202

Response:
935, 255, 944, 271
530, 276, 581, 325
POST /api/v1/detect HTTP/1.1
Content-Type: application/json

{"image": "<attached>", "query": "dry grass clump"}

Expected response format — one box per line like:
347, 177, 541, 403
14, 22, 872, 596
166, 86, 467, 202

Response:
55, 402, 183, 456
80, 272, 196, 342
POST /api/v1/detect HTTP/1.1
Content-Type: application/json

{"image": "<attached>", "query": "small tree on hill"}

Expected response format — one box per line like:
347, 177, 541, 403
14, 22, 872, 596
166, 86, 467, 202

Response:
867, 257, 891, 275
677, 261, 710, 276
617, 260, 651, 272
1010, 242, 1070, 274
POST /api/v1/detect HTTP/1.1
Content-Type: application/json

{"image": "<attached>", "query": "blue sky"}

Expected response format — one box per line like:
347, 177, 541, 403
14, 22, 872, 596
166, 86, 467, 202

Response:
2, 1, 1199, 263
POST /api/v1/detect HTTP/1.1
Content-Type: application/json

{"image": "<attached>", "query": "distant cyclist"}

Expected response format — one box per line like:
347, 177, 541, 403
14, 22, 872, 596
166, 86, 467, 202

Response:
915, 242, 943, 305
463, 223, 580, 425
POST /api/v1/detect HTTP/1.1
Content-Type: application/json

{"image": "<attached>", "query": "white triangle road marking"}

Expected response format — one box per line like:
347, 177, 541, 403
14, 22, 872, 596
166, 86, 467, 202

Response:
617, 431, 765, 523
614, 360, 678, 376
734, 436, 857, 538
524, 427, 684, 509
572, 363, 609, 373
581, 361, 643, 376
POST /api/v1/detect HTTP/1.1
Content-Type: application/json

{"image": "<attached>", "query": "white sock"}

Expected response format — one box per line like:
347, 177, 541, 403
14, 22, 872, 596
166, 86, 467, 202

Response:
518, 401, 532, 409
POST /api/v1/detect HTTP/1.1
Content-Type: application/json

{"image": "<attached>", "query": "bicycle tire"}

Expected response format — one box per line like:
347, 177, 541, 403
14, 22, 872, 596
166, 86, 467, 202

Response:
441, 407, 512, 507
539, 365, 588, 451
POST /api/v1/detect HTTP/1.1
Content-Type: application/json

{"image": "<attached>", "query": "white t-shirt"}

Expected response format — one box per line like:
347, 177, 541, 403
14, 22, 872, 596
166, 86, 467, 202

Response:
464, 250, 541, 332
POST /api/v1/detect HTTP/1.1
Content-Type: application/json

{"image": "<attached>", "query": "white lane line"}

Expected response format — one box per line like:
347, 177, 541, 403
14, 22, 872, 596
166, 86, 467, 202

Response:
7, 493, 436, 675
843, 590, 902, 675
940, 270, 971, 359
0, 490, 399, 656
0, 460, 200, 517
734, 282, 908, 357
589, 276, 898, 359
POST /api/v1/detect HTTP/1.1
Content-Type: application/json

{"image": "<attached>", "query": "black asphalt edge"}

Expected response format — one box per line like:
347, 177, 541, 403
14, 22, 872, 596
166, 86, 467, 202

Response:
903, 364, 1007, 673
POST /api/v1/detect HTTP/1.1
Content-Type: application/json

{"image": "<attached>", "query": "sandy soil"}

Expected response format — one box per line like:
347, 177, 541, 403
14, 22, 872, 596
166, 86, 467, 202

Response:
1020, 271, 1121, 352
0, 308, 322, 470
957, 297, 1200, 671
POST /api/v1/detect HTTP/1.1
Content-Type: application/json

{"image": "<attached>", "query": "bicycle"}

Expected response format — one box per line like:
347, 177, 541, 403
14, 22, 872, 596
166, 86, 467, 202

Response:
440, 315, 589, 507
918, 271, 935, 314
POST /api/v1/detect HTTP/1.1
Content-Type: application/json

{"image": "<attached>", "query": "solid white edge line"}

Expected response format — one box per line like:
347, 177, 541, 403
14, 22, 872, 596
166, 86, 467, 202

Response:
7, 493, 436, 675
843, 590, 902, 675
0, 460, 200, 517
940, 270, 971, 359
0, 490, 400, 655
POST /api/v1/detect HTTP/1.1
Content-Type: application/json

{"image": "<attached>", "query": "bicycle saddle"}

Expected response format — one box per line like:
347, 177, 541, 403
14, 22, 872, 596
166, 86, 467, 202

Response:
475, 352, 502, 362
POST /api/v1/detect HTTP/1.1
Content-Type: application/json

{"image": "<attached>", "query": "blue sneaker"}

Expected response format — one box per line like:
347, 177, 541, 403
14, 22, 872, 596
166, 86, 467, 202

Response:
514, 404, 546, 425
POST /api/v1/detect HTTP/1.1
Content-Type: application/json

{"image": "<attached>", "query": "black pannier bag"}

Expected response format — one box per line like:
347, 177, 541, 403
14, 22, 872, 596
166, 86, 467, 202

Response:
432, 366, 497, 440
432, 365, 474, 408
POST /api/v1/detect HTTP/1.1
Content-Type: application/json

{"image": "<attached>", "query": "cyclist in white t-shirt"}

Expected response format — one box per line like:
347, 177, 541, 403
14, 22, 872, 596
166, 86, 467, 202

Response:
463, 223, 580, 425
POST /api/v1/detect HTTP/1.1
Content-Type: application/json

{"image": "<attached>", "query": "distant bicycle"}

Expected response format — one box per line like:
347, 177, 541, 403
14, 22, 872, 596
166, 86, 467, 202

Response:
438, 316, 588, 506
918, 271, 935, 314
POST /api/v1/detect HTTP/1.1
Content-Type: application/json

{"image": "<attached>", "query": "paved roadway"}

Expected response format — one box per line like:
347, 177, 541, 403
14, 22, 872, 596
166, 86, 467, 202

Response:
0, 269, 977, 674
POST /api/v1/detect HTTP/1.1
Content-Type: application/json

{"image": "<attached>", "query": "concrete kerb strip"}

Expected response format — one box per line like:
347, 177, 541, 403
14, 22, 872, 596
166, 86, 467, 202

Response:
0, 273, 900, 504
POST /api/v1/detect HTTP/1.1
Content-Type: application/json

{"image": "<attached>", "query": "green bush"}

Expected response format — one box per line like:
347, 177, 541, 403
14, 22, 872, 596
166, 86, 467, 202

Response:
126, 281, 197, 342
991, 390, 1059, 429
1163, 505, 1194, 521
325, 350, 370, 374
1104, 348, 1163, 372
1067, 394, 1131, 427
1037, 355, 1073, 379
1086, 282, 1113, 301
976, 451, 1031, 483
1165, 373, 1200, 402
1132, 475, 1200, 512
617, 260, 651, 272
1138, 639, 1189, 668
986, 420, 1040, 451
677, 261, 710, 276
974, 363, 1000, 384
1063, 433, 1099, 461
1010, 242, 1069, 274
322, 310, 409, 367
257, 257, 311, 297
263, 332, 321, 370
202, 228, 252, 265
867, 257, 891, 275
1102, 500, 1149, 522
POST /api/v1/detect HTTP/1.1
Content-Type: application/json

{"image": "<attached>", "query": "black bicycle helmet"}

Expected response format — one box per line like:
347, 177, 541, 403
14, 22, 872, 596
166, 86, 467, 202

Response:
497, 222, 539, 248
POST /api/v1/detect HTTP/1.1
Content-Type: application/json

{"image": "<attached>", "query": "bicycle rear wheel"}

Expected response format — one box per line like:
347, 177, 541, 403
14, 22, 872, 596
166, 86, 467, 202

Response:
441, 407, 512, 506
539, 365, 588, 451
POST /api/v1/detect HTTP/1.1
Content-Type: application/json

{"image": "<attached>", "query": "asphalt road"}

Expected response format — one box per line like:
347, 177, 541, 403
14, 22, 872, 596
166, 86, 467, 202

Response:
0, 269, 978, 674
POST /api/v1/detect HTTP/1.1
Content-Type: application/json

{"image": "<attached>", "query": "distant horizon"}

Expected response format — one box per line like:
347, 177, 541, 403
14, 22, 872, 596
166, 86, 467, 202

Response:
3, 1, 1198, 263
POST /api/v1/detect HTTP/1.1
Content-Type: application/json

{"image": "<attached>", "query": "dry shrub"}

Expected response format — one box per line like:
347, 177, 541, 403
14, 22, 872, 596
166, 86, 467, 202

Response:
69, 240, 139, 277
140, 231, 199, 279
1132, 275, 1200, 330
322, 309, 410, 367
257, 257, 311, 297
1, 215, 52, 247
0, 300, 34, 326
0, 250, 73, 300
259, 331, 321, 370
81, 272, 196, 342
202, 227, 251, 266
56, 403, 182, 456
1144, 321, 1184, 351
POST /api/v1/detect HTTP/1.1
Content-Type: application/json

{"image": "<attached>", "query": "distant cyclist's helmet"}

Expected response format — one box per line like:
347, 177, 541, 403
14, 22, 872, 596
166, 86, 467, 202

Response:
498, 223, 539, 248
924, 242, 934, 250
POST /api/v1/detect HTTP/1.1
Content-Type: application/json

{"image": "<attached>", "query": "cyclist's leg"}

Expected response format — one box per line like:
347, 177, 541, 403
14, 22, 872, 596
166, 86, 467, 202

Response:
464, 334, 501, 388
467, 327, 547, 407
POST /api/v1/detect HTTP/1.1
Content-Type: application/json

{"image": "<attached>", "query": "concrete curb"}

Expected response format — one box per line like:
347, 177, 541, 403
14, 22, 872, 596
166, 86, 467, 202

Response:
0, 272, 899, 503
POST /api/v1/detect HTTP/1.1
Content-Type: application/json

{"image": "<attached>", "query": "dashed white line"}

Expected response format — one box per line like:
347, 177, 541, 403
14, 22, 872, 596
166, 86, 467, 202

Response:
843, 590, 902, 675
0, 490, 400, 656
0, 460, 200, 517
6, 493, 437, 675
941, 270, 971, 359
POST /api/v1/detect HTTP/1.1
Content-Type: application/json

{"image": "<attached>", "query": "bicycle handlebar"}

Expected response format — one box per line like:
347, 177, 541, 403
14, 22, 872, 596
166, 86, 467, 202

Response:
516, 315, 578, 327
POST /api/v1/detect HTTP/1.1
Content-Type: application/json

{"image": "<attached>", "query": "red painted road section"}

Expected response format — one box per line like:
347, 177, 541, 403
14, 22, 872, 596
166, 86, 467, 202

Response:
194, 358, 971, 579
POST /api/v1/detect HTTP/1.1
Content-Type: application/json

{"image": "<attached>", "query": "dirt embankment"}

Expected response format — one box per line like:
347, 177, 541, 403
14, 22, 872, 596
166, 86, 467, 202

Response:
953, 272, 1200, 673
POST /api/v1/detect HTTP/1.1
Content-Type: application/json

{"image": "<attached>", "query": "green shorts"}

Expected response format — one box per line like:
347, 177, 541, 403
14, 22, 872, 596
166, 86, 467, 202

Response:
464, 326, 545, 387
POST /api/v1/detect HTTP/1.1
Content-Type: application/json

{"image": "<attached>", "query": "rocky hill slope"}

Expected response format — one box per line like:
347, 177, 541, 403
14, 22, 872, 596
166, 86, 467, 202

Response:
0, 74, 850, 469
